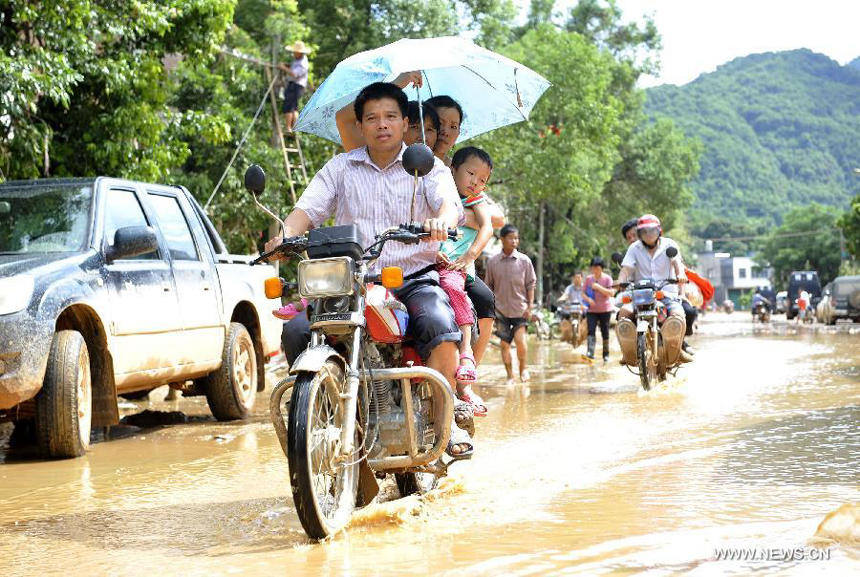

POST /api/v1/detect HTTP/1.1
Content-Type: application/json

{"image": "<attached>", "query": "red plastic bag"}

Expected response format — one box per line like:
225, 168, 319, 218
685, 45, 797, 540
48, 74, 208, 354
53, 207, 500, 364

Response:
685, 268, 714, 303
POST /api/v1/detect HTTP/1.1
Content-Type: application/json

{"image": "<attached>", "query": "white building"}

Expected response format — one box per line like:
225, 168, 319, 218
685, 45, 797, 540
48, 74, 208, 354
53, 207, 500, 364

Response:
696, 242, 771, 307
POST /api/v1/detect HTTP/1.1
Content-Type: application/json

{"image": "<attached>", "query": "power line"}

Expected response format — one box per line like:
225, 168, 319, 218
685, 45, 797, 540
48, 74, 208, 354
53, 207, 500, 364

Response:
705, 228, 839, 243
203, 72, 278, 210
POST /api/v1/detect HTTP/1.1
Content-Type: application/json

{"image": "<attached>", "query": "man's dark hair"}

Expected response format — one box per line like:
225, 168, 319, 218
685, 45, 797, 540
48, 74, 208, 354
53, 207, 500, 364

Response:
500, 224, 518, 238
354, 82, 408, 121
451, 146, 493, 171
590, 256, 605, 269
425, 95, 465, 124
621, 218, 638, 240
406, 101, 439, 131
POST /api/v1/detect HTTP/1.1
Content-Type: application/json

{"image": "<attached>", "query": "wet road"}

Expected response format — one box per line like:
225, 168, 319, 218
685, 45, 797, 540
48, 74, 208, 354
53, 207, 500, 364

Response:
0, 314, 857, 575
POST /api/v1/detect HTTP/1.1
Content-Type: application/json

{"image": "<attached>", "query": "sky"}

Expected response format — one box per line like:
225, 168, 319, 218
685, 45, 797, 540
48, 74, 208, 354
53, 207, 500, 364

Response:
517, 0, 860, 87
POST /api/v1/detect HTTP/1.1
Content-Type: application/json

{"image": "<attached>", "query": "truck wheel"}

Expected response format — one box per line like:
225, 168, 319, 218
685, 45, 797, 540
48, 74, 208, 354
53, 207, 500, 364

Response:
36, 330, 92, 458
205, 322, 258, 420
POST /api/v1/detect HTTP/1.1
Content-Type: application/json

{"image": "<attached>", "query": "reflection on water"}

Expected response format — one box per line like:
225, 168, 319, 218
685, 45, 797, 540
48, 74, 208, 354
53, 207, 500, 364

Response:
717, 405, 859, 485
0, 314, 857, 575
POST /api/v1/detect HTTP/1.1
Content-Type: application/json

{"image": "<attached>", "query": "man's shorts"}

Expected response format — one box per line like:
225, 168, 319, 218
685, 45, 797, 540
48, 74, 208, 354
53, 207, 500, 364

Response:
495, 313, 528, 343
282, 82, 305, 113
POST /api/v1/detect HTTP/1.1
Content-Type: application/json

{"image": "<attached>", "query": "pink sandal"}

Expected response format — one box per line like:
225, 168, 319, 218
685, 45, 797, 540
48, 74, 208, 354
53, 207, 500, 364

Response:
455, 353, 478, 384
458, 388, 488, 417
272, 298, 307, 321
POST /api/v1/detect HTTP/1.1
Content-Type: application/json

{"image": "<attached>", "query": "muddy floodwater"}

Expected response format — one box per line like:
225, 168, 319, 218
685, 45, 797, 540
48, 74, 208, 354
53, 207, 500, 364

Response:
0, 314, 857, 575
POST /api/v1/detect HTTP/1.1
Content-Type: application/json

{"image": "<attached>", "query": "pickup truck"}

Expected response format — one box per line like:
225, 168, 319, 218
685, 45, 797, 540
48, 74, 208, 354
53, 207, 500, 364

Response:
0, 177, 282, 458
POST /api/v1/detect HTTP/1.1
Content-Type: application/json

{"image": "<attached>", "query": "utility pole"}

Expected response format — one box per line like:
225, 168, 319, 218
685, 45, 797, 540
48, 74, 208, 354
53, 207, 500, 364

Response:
537, 201, 545, 307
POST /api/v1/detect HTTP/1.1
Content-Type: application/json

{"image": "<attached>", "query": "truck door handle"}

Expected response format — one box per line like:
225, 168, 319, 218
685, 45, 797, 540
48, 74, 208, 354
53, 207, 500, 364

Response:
162, 282, 171, 292
203, 285, 210, 291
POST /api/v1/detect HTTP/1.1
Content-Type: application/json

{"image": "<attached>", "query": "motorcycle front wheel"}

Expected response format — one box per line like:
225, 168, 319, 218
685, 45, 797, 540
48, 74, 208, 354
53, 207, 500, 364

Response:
288, 362, 359, 540
396, 468, 440, 496
637, 332, 657, 391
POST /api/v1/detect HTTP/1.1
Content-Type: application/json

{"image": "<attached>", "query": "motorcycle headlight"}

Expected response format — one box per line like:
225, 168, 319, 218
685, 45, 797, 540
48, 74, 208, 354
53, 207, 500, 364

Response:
633, 288, 655, 306
298, 257, 354, 298
0, 275, 35, 315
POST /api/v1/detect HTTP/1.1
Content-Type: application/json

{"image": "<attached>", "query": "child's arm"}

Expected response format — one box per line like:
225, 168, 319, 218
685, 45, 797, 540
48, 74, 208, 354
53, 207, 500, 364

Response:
450, 201, 494, 271
464, 198, 505, 230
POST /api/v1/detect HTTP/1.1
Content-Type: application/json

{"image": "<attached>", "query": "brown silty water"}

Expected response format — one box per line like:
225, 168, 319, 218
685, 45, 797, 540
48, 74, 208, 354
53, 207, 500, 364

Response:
0, 314, 857, 575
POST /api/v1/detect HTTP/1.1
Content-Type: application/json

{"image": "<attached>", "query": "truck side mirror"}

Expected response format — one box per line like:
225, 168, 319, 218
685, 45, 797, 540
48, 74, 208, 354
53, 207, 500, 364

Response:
665, 246, 678, 258
244, 164, 266, 196
107, 226, 158, 261
611, 252, 624, 265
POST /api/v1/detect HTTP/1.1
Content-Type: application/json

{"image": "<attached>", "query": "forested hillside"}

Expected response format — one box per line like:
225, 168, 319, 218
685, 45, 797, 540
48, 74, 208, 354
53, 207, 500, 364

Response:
646, 49, 860, 238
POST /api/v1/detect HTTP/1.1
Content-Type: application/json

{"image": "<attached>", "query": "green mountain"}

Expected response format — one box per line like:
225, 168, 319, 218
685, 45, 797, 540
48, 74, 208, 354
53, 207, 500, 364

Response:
849, 56, 860, 71
645, 49, 860, 235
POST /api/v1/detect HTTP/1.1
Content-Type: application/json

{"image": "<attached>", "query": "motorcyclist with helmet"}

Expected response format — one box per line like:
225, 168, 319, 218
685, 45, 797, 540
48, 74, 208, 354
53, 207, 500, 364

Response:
615, 214, 693, 366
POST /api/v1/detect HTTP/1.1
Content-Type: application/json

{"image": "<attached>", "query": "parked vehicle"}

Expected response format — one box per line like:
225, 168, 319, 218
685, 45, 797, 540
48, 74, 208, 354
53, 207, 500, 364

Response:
786, 271, 822, 320
612, 249, 688, 391
245, 165, 464, 540
775, 291, 788, 314
0, 178, 282, 458
816, 276, 860, 325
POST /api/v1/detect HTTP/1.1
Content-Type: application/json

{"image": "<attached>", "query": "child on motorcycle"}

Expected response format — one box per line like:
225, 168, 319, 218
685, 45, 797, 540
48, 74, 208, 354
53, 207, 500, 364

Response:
437, 146, 495, 416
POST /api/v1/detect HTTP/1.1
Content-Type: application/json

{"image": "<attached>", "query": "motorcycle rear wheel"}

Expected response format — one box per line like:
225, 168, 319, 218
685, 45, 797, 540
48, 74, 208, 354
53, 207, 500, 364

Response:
637, 332, 657, 391
288, 362, 359, 540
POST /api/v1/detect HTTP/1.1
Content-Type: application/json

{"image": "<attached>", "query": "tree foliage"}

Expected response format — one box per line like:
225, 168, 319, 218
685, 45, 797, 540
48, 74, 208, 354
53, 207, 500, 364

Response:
839, 193, 860, 259
760, 203, 843, 288
0, 0, 235, 181
1, 0, 702, 272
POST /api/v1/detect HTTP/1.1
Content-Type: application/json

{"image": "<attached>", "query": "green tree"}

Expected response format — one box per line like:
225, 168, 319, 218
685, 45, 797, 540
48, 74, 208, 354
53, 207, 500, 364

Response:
0, 0, 235, 181
474, 24, 624, 289
760, 203, 842, 287
838, 193, 860, 258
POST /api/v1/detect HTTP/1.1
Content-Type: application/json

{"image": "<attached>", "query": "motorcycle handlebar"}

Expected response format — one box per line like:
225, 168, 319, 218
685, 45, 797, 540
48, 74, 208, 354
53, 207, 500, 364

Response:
252, 225, 460, 265
614, 278, 680, 290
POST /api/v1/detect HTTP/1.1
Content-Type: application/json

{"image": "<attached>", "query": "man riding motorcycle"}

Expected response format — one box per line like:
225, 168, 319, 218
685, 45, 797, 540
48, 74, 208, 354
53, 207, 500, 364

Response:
615, 214, 692, 366
264, 82, 474, 457
751, 287, 773, 320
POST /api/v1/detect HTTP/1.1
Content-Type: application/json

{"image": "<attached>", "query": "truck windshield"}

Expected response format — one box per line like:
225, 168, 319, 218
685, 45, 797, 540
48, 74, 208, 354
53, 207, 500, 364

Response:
0, 182, 93, 253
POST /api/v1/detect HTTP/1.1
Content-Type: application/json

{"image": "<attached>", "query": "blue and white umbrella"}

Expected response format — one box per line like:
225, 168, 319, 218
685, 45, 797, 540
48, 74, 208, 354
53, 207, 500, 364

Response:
294, 36, 551, 144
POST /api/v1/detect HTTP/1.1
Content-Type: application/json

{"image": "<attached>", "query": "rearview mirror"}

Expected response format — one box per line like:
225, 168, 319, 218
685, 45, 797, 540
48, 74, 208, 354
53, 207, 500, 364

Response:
665, 246, 678, 258
244, 164, 266, 196
402, 143, 435, 177
611, 252, 624, 265
108, 226, 158, 261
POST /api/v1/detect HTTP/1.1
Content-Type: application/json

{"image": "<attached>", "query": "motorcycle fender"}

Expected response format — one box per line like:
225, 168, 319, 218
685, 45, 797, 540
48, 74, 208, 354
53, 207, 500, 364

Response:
289, 345, 346, 375
636, 319, 650, 333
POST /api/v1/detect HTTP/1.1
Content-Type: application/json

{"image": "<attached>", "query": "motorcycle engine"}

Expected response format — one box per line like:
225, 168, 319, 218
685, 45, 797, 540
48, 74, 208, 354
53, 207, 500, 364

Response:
364, 349, 434, 460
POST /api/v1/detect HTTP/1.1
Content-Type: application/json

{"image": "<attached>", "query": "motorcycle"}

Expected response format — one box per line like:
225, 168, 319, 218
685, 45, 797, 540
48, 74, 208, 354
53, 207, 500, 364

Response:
556, 300, 584, 347
612, 248, 687, 391
752, 302, 771, 323
244, 165, 464, 540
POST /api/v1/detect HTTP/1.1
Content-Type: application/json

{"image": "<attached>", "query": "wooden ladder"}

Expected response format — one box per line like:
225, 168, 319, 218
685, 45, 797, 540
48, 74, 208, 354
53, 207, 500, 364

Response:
265, 67, 310, 206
